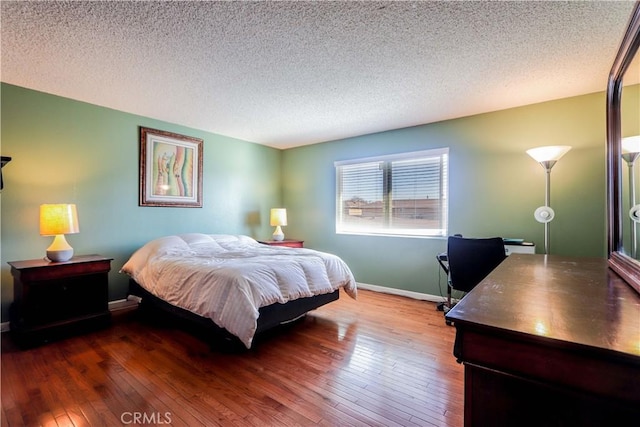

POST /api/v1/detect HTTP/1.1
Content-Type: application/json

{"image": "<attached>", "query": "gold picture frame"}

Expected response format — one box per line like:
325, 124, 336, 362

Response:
139, 127, 203, 207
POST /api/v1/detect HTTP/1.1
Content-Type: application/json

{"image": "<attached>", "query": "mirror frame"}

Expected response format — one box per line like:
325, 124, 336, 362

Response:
607, 2, 640, 294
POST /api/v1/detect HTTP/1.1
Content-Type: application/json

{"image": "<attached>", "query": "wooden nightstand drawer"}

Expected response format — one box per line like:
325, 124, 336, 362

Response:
19, 274, 108, 326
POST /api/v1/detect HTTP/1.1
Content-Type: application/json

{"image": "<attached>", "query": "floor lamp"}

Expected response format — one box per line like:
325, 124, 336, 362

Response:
526, 145, 571, 255
622, 136, 640, 258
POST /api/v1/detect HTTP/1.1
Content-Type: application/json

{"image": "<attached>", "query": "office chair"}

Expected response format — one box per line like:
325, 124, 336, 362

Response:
441, 235, 506, 324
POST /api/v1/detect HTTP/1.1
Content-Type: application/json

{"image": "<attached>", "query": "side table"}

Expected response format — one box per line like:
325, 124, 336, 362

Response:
8, 254, 112, 346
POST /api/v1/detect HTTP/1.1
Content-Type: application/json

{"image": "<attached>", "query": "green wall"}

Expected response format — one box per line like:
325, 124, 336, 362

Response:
0, 83, 282, 321
2, 82, 638, 321
282, 89, 640, 297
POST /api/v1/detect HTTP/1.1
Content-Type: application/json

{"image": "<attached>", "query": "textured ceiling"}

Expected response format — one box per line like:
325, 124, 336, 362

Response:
1, 1, 637, 149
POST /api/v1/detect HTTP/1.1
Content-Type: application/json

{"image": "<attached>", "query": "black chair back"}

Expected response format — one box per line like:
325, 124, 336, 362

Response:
447, 236, 507, 293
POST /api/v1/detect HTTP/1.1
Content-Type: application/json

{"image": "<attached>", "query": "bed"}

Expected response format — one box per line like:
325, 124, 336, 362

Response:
120, 233, 357, 348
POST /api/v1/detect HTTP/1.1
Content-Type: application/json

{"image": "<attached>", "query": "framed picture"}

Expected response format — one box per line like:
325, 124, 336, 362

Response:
139, 127, 203, 207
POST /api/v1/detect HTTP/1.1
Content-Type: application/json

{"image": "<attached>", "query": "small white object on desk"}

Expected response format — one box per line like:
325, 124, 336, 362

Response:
504, 243, 536, 255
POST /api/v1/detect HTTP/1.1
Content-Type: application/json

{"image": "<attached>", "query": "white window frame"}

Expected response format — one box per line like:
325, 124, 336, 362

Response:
335, 148, 449, 238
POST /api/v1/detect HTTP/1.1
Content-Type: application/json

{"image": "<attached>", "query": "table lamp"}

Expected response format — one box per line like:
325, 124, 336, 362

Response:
270, 208, 287, 241
40, 204, 80, 262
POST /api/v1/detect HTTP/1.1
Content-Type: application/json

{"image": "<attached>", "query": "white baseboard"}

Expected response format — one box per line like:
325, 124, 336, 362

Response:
356, 282, 447, 303
108, 296, 140, 313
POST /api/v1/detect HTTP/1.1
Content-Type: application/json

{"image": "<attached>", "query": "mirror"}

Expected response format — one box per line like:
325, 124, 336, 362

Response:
620, 57, 640, 259
607, 2, 640, 294
620, 7, 640, 260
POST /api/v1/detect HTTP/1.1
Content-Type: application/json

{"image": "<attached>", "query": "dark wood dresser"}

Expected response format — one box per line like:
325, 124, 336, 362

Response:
445, 254, 640, 426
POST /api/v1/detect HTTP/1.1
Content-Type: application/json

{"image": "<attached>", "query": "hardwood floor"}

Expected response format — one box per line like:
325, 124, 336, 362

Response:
1, 289, 464, 426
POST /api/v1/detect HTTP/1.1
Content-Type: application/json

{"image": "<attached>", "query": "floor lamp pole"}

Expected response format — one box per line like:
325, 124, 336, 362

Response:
623, 153, 639, 258
541, 161, 556, 255
544, 167, 552, 255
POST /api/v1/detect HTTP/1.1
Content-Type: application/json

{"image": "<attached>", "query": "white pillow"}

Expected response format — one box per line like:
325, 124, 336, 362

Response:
120, 235, 191, 277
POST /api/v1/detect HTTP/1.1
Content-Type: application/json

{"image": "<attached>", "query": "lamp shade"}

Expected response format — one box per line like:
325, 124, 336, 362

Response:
526, 146, 572, 163
622, 135, 640, 154
40, 204, 79, 236
270, 208, 287, 226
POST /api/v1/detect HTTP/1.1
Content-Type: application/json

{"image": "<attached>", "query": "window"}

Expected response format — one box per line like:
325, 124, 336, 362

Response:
335, 148, 448, 237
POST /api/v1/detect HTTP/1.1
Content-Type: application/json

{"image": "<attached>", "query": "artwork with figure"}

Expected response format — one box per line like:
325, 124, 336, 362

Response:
139, 127, 203, 207
153, 142, 194, 198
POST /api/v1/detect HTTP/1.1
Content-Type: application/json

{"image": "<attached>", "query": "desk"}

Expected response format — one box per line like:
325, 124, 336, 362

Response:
445, 254, 640, 426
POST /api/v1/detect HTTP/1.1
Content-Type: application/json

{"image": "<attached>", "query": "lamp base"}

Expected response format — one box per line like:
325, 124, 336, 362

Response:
46, 249, 74, 262
272, 225, 284, 241
46, 234, 74, 262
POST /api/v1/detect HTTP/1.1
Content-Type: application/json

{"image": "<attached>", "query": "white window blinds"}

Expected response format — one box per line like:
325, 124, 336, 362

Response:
335, 148, 448, 237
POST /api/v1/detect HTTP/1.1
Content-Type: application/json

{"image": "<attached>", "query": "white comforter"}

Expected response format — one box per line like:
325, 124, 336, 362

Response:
121, 233, 357, 348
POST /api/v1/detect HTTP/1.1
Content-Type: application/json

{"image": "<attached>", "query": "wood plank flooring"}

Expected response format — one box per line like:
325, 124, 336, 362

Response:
1, 289, 464, 426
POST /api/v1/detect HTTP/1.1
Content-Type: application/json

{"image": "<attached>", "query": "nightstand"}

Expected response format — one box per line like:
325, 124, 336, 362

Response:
258, 239, 304, 248
8, 254, 112, 346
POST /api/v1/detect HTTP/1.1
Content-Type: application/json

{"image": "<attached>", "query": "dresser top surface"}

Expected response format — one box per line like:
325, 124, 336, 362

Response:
446, 254, 640, 358
8, 254, 112, 270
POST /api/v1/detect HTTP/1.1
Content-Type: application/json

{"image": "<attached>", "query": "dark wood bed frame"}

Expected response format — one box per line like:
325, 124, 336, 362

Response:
128, 279, 340, 349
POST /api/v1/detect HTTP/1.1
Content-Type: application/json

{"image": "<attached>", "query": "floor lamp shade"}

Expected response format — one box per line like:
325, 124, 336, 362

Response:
622, 135, 640, 154
40, 204, 79, 262
270, 208, 287, 241
526, 145, 572, 163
